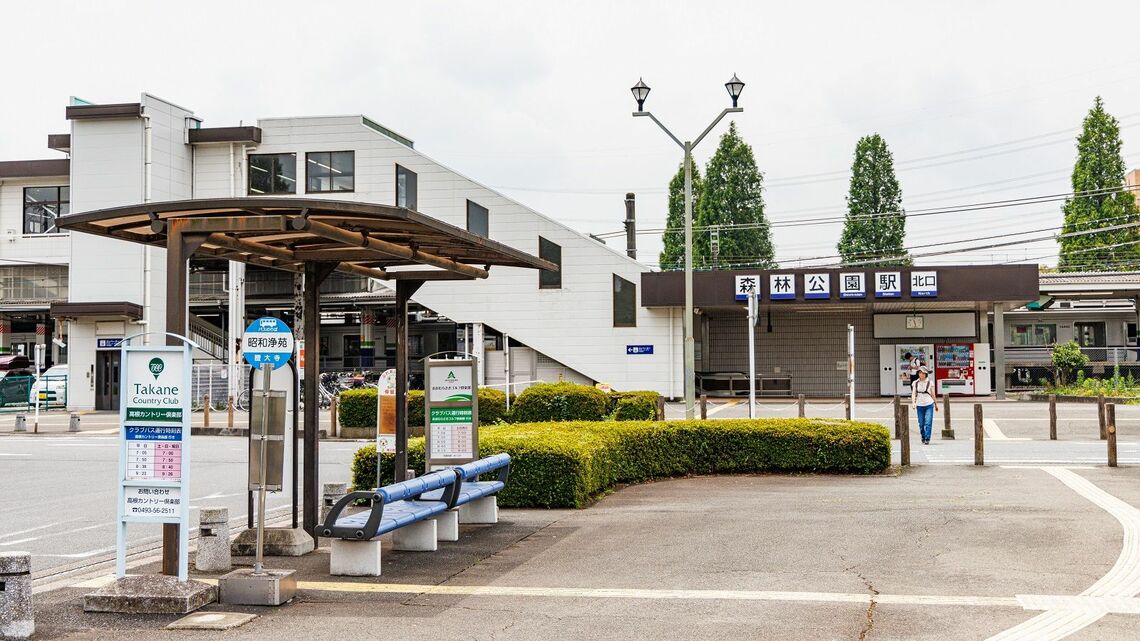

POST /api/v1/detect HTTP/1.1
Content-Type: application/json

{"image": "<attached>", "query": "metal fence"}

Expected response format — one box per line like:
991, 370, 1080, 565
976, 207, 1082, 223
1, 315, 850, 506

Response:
0, 374, 68, 411
190, 361, 250, 409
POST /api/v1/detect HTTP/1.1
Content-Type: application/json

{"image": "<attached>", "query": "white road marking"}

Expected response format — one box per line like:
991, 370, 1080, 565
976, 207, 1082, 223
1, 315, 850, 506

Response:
0, 538, 37, 546
0, 452, 31, 457
986, 467, 1140, 640
0, 519, 83, 541
984, 418, 1011, 440
707, 400, 742, 417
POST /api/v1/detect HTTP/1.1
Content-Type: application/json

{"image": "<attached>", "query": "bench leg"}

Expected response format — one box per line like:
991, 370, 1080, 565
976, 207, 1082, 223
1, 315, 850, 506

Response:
435, 509, 459, 542
392, 519, 438, 551
329, 539, 382, 577
459, 496, 498, 525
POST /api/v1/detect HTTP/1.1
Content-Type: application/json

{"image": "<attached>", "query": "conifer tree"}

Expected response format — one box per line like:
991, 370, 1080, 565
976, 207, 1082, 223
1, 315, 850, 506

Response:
1059, 96, 1140, 272
838, 134, 910, 266
659, 162, 701, 271
695, 122, 776, 269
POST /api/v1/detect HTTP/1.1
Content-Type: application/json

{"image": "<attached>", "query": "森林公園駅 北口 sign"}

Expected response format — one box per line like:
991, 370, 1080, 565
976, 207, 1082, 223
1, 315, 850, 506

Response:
117, 338, 193, 581
423, 358, 479, 469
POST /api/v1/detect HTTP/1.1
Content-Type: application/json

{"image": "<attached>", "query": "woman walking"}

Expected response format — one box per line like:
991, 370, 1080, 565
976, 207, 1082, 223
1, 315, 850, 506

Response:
911, 366, 938, 445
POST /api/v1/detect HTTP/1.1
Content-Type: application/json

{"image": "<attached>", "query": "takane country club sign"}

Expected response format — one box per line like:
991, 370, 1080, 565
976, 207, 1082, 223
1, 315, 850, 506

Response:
127, 354, 184, 421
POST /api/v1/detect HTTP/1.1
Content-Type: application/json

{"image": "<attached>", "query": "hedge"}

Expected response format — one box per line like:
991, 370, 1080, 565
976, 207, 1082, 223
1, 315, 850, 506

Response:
342, 388, 510, 434
609, 391, 660, 420
510, 382, 608, 422
351, 418, 890, 508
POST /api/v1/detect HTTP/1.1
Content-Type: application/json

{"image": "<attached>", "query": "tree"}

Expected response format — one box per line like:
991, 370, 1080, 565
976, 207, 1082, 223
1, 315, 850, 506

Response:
659, 162, 701, 271
695, 121, 776, 269
1051, 340, 1089, 386
1059, 96, 1140, 272
838, 134, 910, 266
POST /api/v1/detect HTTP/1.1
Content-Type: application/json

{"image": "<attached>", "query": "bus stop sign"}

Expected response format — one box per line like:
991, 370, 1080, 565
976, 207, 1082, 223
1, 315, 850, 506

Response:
243, 317, 295, 370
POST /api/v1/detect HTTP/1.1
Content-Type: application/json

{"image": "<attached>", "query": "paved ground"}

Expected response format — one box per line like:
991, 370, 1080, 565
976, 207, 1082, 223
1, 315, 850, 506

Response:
27, 465, 1140, 640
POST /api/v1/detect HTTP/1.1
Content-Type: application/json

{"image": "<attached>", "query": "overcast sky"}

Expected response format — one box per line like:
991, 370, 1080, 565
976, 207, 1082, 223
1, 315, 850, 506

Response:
4, 1, 1140, 269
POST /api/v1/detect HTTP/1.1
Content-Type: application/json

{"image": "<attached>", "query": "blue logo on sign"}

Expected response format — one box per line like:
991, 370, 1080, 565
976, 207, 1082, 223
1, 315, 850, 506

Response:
626, 345, 654, 355
243, 316, 294, 370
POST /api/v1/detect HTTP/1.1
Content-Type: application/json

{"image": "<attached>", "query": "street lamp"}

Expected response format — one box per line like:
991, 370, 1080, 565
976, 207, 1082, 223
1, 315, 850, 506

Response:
631, 75, 744, 420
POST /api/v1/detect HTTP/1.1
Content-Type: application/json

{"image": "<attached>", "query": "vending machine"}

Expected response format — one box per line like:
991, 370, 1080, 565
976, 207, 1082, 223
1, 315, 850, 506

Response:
934, 343, 974, 395
879, 344, 934, 396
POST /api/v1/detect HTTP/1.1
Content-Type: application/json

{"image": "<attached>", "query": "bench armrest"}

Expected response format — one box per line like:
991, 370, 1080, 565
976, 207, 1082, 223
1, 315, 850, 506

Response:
316, 490, 385, 540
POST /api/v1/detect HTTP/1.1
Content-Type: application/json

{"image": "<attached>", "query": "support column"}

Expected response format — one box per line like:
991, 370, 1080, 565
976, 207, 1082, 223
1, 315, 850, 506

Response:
0, 316, 9, 355
993, 303, 1005, 400
302, 262, 336, 538
395, 280, 424, 482
227, 261, 246, 402
472, 323, 485, 386
360, 310, 375, 369
164, 219, 208, 577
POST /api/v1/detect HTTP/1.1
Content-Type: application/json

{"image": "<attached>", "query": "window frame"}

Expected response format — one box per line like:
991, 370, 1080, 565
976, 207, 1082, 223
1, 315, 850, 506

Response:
538, 236, 562, 289
305, 150, 355, 194
22, 186, 69, 235
1008, 323, 1057, 347
248, 152, 298, 195
395, 164, 418, 210
466, 200, 489, 238
612, 274, 637, 327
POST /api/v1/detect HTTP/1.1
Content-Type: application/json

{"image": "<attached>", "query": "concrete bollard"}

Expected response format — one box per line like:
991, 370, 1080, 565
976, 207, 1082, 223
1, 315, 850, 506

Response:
203, 394, 210, 428
1098, 392, 1107, 440
844, 395, 851, 420
941, 395, 954, 439
899, 402, 910, 467
892, 396, 902, 439
974, 404, 984, 466
195, 507, 231, 572
0, 551, 33, 639
227, 395, 235, 429
797, 394, 805, 418
68, 413, 80, 432
322, 482, 348, 525
1107, 403, 1118, 468
699, 394, 707, 420
13, 415, 25, 433
1049, 395, 1057, 441
330, 396, 338, 438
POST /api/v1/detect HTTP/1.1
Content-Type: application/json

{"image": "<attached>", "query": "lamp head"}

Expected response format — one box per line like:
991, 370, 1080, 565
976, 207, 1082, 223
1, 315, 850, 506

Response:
630, 78, 650, 111
725, 74, 745, 108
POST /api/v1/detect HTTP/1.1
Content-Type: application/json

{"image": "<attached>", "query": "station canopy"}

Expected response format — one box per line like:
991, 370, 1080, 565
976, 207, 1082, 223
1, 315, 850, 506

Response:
58, 197, 556, 279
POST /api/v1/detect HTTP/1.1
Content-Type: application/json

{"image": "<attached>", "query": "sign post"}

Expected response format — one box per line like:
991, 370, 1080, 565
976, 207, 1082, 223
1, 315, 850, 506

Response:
423, 357, 480, 471
116, 334, 194, 581
747, 290, 757, 419
33, 343, 44, 433
847, 324, 856, 420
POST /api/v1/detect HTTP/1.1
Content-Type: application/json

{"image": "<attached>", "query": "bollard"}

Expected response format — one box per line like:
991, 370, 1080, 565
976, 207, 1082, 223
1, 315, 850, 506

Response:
329, 396, 338, 438
1098, 392, 1107, 440
195, 507, 231, 572
1049, 395, 1057, 441
68, 413, 80, 433
656, 395, 666, 422
844, 395, 851, 420
899, 402, 910, 467
974, 404, 984, 466
227, 395, 235, 429
321, 482, 348, 524
0, 551, 33, 639
203, 394, 210, 428
941, 395, 954, 439
700, 394, 707, 420
797, 394, 805, 418
893, 396, 902, 439
13, 414, 26, 433
1107, 403, 1118, 468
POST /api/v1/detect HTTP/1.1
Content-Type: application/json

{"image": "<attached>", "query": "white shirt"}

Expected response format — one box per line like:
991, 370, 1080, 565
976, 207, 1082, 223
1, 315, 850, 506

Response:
912, 379, 935, 407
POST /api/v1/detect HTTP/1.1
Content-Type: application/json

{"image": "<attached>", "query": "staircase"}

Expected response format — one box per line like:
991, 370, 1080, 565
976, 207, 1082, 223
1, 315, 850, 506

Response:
189, 314, 227, 361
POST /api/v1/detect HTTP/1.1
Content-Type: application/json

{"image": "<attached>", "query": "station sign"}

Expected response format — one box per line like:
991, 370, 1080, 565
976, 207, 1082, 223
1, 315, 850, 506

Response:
910, 271, 938, 297
243, 316, 294, 370
804, 273, 830, 300
875, 272, 902, 298
626, 345, 654, 355
840, 273, 866, 299
769, 274, 795, 300
734, 274, 760, 301
97, 338, 123, 349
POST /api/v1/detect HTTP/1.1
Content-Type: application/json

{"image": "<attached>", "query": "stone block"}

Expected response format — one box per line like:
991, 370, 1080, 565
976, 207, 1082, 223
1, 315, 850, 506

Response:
196, 507, 232, 572
218, 568, 296, 606
321, 482, 348, 524
329, 539, 382, 576
0, 552, 33, 640
230, 527, 313, 557
166, 611, 257, 630
435, 509, 459, 542
83, 575, 216, 614
392, 519, 437, 551
459, 496, 498, 525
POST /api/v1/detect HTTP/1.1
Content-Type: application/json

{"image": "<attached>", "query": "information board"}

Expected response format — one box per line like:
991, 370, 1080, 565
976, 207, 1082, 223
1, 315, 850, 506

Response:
423, 358, 479, 469
116, 338, 193, 581
243, 316, 295, 370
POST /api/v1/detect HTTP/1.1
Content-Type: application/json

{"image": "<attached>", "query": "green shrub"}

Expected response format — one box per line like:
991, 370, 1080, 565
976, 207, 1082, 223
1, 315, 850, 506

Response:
350, 418, 890, 507
408, 390, 425, 429
477, 388, 509, 424
339, 389, 378, 428
510, 382, 608, 423
613, 395, 657, 421
1052, 340, 1089, 385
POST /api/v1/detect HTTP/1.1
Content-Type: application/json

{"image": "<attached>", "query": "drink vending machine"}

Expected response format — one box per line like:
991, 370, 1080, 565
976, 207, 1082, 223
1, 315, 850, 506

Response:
933, 343, 992, 396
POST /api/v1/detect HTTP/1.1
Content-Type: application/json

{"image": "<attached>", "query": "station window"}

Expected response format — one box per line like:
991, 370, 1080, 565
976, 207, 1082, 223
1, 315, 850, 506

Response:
1008, 323, 1056, 347
396, 164, 417, 210
248, 153, 297, 195
539, 237, 561, 289
467, 200, 489, 238
613, 274, 636, 327
23, 186, 69, 234
306, 151, 355, 193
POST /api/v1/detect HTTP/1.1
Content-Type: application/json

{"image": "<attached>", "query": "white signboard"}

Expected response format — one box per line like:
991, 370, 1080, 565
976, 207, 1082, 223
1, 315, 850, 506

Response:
910, 271, 938, 297
425, 358, 479, 467
804, 273, 830, 300
428, 363, 474, 402
840, 272, 866, 298
734, 274, 760, 301
117, 340, 193, 581
769, 274, 796, 300
875, 272, 902, 298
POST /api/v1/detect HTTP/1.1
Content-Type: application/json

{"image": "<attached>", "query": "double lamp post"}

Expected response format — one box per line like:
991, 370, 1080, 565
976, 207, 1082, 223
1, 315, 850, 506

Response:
631, 74, 745, 419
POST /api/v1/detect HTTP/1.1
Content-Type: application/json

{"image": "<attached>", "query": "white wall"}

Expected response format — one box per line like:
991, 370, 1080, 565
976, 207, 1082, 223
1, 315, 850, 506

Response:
0, 177, 70, 265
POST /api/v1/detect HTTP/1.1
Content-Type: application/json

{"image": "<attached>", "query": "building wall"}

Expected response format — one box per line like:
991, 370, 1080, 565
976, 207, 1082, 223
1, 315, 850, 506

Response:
0, 177, 70, 265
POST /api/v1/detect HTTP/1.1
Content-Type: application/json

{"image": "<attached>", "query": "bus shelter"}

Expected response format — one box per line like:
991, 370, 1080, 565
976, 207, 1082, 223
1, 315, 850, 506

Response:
59, 197, 555, 575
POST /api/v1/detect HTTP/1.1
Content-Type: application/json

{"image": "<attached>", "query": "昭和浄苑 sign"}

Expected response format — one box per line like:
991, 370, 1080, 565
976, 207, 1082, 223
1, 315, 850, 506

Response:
243, 316, 295, 370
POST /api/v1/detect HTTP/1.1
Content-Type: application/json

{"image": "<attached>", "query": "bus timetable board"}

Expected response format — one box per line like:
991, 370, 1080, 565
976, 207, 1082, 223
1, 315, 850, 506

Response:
116, 339, 193, 581
423, 357, 479, 470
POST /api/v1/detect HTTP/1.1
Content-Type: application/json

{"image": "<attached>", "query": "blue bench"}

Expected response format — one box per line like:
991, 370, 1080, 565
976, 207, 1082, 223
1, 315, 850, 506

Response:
318, 454, 511, 576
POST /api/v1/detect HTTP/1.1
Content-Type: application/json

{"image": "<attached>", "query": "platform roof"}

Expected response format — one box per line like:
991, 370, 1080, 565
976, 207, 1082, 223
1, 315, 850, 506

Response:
58, 197, 557, 281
